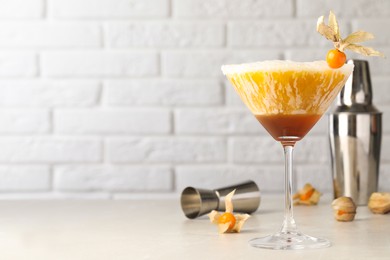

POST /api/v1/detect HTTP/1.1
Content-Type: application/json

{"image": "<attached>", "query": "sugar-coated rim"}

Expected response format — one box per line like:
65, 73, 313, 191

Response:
221, 60, 354, 76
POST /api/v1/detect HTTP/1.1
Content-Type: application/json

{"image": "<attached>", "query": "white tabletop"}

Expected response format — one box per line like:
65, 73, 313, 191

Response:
0, 196, 389, 260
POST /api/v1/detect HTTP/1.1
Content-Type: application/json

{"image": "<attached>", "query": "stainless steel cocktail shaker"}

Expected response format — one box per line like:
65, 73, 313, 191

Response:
329, 60, 382, 205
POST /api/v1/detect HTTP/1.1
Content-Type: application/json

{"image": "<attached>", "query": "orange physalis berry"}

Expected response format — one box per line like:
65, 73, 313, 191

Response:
326, 49, 346, 69
218, 212, 236, 230
300, 188, 315, 201
337, 210, 347, 216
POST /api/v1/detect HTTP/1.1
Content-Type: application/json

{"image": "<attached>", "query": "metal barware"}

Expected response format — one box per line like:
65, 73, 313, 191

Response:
329, 60, 382, 205
180, 180, 261, 219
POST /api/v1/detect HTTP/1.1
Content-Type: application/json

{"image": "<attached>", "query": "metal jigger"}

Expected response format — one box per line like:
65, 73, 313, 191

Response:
329, 60, 382, 205
180, 180, 261, 219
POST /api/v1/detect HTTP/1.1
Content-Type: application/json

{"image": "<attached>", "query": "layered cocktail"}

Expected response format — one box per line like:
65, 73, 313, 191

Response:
222, 60, 354, 249
223, 60, 353, 145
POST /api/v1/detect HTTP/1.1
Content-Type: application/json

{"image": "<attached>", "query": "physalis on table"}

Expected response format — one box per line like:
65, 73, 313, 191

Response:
293, 183, 321, 206
208, 190, 250, 234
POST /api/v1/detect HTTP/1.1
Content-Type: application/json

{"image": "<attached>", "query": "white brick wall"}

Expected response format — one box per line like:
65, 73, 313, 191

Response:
172, 0, 293, 18
0, 109, 49, 133
175, 108, 261, 134
49, 0, 169, 18
54, 165, 172, 192
296, 0, 390, 18
162, 50, 282, 77
41, 51, 159, 77
103, 79, 223, 106
0, 0, 43, 19
0, 80, 100, 107
228, 20, 332, 47
0, 137, 101, 163
106, 137, 226, 163
104, 22, 225, 48
0, 22, 100, 48
0, 165, 50, 191
0, 0, 389, 199
55, 108, 171, 134
0, 52, 37, 77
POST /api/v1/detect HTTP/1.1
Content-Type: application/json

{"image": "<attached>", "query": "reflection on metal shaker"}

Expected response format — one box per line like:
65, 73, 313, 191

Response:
329, 60, 382, 205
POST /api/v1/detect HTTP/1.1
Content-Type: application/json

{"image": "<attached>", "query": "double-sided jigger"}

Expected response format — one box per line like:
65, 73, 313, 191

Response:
180, 180, 261, 219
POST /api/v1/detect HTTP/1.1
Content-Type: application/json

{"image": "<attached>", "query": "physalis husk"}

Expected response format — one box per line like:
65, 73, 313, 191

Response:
332, 196, 357, 222
208, 190, 250, 233
293, 183, 321, 206
317, 11, 384, 57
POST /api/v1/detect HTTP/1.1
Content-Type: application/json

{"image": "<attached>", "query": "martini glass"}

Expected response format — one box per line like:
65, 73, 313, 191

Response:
222, 60, 354, 250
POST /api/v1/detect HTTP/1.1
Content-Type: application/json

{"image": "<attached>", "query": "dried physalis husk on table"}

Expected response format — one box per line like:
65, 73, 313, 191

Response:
208, 190, 250, 234
332, 197, 357, 222
368, 192, 390, 214
293, 183, 321, 206
317, 10, 384, 57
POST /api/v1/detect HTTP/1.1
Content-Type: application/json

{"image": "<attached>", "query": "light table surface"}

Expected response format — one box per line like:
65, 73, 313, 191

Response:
0, 196, 389, 260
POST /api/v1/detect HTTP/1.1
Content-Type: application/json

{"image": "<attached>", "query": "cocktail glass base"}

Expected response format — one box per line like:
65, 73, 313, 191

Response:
249, 231, 331, 250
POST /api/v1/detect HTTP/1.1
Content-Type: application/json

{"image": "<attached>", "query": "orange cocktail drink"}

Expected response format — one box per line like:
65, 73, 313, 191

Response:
223, 61, 352, 145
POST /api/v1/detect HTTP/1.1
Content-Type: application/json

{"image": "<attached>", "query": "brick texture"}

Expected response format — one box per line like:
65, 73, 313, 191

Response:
106, 137, 226, 163
175, 108, 261, 134
0, 109, 49, 133
0, 52, 37, 77
0, 22, 100, 48
230, 136, 329, 164
48, 0, 169, 18
54, 165, 172, 191
297, 0, 390, 18
0, 0, 389, 199
162, 50, 281, 77
54, 109, 171, 134
0, 165, 50, 191
173, 0, 293, 18
0, 0, 43, 19
103, 79, 222, 106
0, 80, 100, 107
0, 138, 101, 163
41, 51, 159, 77
105, 22, 225, 48
228, 20, 337, 47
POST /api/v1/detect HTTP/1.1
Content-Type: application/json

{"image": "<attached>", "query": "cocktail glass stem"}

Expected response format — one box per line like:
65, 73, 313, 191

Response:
281, 145, 297, 234
249, 142, 331, 249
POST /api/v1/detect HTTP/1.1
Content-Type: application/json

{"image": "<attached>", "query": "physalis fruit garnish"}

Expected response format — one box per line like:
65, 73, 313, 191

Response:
368, 192, 390, 214
218, 212, 236, 230
317, 11, 384, 69
293, 183, 321, 206
208, 189, 250, 234
332, 196, 357, 222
